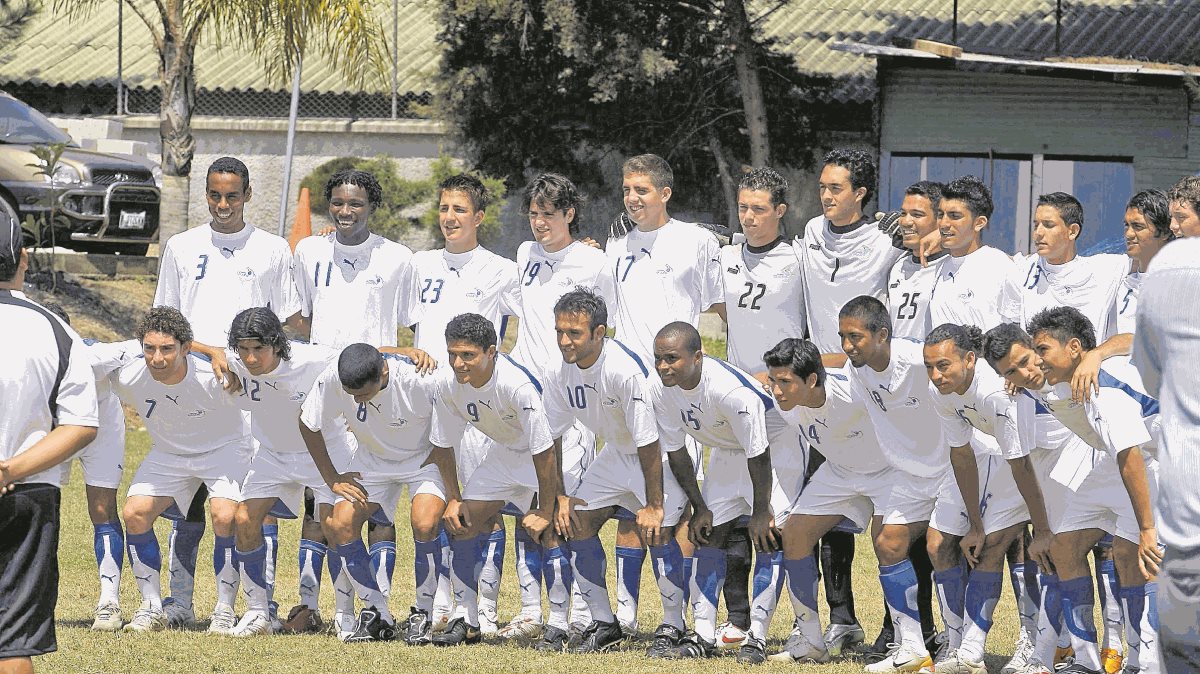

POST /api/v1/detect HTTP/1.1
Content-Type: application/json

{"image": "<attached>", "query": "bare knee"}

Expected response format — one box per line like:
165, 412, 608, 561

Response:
874, 526, 912, 565
926, 529, 961, 569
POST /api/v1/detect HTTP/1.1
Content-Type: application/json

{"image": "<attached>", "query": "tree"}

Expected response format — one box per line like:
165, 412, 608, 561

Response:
0, 0, 37, 44
54, 0, 389, 241
433, 0, 835, 228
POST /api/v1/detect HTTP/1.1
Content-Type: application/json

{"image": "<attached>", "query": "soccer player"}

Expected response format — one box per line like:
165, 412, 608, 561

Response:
887, 180, 948, 340
1166, 174, 1200, 238
719, 167, 807, 651
409, 173, 520, 634
761, 338, 894, 665
1116, 190, 1174, 336
299, 344, 447, 644
604, 153, 724, 635
0, 222, 99, 674
982, 310, 1162, 674
547, 288, 690, 656
111, 307, 248, 633
424, 313, 570, 647
653, 322, 792, 660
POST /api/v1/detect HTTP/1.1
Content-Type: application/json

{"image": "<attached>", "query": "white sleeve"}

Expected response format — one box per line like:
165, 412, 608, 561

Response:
725, 389, 769, 459
1093, 392, 1152, 458
622, 375, 659, 449
272, 248, 302, 320
396, 259, 424, 329
293, 247, 314, 318
934, 394, 974, 448
429, 390, 468, 449
544, 376, 576, 440
1131, 315, 1162, 398
299, 366, 337, 433
986, 392, 1026, 459
653, 388, 687, 452
699, 234, 724, 310
88, 339, 141, 379
514, 385, 554, 455
153, 240, 181, 309
57, 338, 100, 428
998, 263, 1026, 325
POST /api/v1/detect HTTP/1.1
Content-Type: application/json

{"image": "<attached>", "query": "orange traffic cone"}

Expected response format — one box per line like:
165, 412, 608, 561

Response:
289, 187, 312, 251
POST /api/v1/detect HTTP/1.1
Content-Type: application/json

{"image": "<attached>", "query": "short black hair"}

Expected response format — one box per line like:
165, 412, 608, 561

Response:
1127, 189, 1174, 241
1027, 306, 1097, 351
941, 175, 994, 219
553, 287, 608, 333
622, 154, 674, 190
338, 343, 384, 390
0, 254, 16, 283
823, 148, 877, 206
445, 313, 497, 350
326, 168, 383, 209
228, 307, 291, 361
655, 321, 702, 354
438, 173, 491, 212
1167, 175, 1200, 215
738, 167, 789, 208
838, 295, 891, 336
207, 157, 251, 192
762, 337, 825, 387
523, 173, 584, 235
139, 306, 193, 345
981, 323, 1033, 369
904, 180, 945, 211
925, 323, 984, 354
1037, 192, 1085, 232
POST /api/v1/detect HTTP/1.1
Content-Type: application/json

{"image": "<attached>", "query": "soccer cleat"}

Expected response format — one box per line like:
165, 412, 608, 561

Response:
430, 617, 482, 646
736, 634, 768, 665
431, 608, 452, 633
1054, 665, 1102, 674
534, 625, 569, 653
207, 603, 237, 635
123, 606, 167, 633
1055, 645, 1076, 667
91, 602, 123, 631
344, 607, 398, 643
1100, 648, 1124, 673
268, 603, 283, 633
162, 598, 197, 628
768, 625, 830, 663
281, 604, 324, 634
865, 628, 898, 664
332, 610, 357, 642
1003, 632, 1036, 674
825, 621, 867, 657
715, 621, 748, 651
1011, 659, 1052, 674
574, 619, 624, 654
645, 623, 684, 659
498, 614, 543, 640
669, 631, 715, 659
479, 611, 498, 636
404, 607, 433, 645
231, 611, 274, 637
933, 651, 987, 674
927, 631, 949, 662
864, 643, 933, 673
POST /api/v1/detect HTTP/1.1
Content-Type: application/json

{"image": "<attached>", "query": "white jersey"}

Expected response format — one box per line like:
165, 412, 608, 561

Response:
849, 338, 949, 478
84, 338, 141, 398
302, 354, 437, 462
293, 232, 422, 349
155, 224, 300, 346
887, 253, 947, 340
510, 240, 617, 379
226, 342, 341, 454
777, 366, 886, 472
931, 364, 1024, 459
1032, 356, 1158, 460
721, 240, 806, 373
606, 219, 723, 363
1116, 272, 1141, 335
409, 246, 519, 363
0, 290, 99, 487
112, 355, 245, 456
1000, 252, 1128, 342
430, 354, 553, 455
657, 356, 786, 458
796, 215, 904, 352
545, 340, 658, 456
929, 245, 1014, 331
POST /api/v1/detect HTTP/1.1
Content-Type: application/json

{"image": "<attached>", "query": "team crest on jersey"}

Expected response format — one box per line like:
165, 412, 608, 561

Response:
903, 396, 921, 408
602, 395, 620, 408
656, 264, 673, 275
187, 409, 206, 417
290, 392, 306, 402
713, 419, 726, 428
465, 288, 484, 299
502, 412, 516, 421
389, 419, 408, 428
890, 280, 901, 288
237, 267, 255, 278
366, 275, 385, 287
555, 276, 576, 287
847, 430, 863, 439
959, 289, 975, 301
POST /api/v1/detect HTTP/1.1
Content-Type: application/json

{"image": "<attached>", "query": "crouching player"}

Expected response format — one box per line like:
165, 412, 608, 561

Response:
299, 343, 447, 644
548, 288, 690, 655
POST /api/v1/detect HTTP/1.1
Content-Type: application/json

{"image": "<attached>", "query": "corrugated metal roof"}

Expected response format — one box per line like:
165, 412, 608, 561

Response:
0, 0, 438, 95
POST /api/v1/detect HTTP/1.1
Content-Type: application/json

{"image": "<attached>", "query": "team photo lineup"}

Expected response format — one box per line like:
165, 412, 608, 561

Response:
3, 147, 1200, 674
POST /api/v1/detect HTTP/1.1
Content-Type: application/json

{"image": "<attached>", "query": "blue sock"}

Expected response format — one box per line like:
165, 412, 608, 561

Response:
749, 550, 784, 639
785, 556, 820, 614
262, 524, 279, 614
571, 536, 613, 622
934, 562, 968, 648
1060, 575, 1101, 667
127, 529, 163, 607
478, 528, 506, 606
370, 540, 397, 596
168, 519, 204, 606
649, 540, 687, 629
689, 546, 727, 642
238, 543, 270, 614
336, 540, 391, 619
213, 535, 239, 607
414, 537, 440, 612
1119, 582, 1160, 670
297, 539, 326, 609
880, 560, 924, 649
514, 527, 544, 616
615, 545, 645, 628
959, 570, 1003, 661
450, 534, 485, 625
93, 521, 124, 604
542, 544, 573, 630
681, 555, 694, 605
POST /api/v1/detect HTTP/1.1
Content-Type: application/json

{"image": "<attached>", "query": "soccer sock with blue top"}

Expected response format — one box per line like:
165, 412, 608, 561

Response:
689, 546, 727, 643
433, 529, 453, 620
543, 544, 574, 631
1096, 556, 1125, 654
370, 540, 397, 599
477, 527, 505, 622
297, 539, 326, 609
650, 540, 687, 630
93, 520, 124, 607
1009, 560, 1040, 643
167, 519, 204, 610
786, 555, 824, 645
327, 547, 356, 619
213, 535, 240, 608
238, 543, 270, 618
958, 570, 1003, 661
879, 559, 926, 652
1119, 582, 1159, 672
934, 561, 967, 651
414, 536, 441, 614
615, 545, 645, 630
262, 524, 279, 616
337, 541, 394, 623
1060, 575, 1102, 668
748, 550, 784, 640
514, 527, 544, 620
570, 536, 615, 623
449, 534, 484, 626
127, 529, 164, 611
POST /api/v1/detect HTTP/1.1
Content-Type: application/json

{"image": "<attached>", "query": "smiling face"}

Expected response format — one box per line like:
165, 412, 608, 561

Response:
1169, 199, 1200, 238
439, 189, 484, 252
142, 331, 188, 384
937, 197, 985, 256
992, 341, 1046, 390
555, 311, 605, 368
653, 333, 702, 389
235, 338, 281, 377
818, 164, 865, 226
923, 340, 974, 395
838, 315, 888, 370
1032, 205, 1079, 264
1031, 331, 1081, 386
447, 338, 495, 388
205, 171, 250, 234
766, 365, 821, 411
623, 172, 671, 230
899, 193, 938, 251
737, 188, 786, 247
328, 183, 372, 244
528, 199, 574, 253
1124, 207, 1170, 271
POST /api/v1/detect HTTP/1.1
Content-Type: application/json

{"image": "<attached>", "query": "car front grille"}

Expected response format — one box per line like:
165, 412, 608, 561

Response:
92, 169, 155, 186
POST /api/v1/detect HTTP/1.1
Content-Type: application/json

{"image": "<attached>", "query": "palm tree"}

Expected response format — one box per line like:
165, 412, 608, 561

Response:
54, 0, 389, 242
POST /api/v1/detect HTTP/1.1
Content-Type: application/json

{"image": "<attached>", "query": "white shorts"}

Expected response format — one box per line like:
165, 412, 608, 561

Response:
337, 449, 447, 526
462, 445, 540, 512
701, 448, 792, 528
240, 443, 352, 516
1029, 445, 1072, 533
772, 430, 809, 507
127, 442, 249, 517
457, 426, 493, 485
561, 420, 596, 496
788, 462, 896, 531
882, 468, 970, 537
1056, 454, 1158, 545
75, 394, 126, 489
975, 453, 1032, 535
571, 448, 688, 527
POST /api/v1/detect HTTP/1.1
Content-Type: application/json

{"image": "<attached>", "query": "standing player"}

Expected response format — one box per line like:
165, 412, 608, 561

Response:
424, 314, 571, 647
299, 344, 447, 644
547, 289, 690, 656
0, 224, 99, 673
111, 308, 248, 633
153, 156, 299, 629
1116, 190, 1174, 336
653, 322, 792, 660
1167, 174, 1200, 238
887, 181, 948, 340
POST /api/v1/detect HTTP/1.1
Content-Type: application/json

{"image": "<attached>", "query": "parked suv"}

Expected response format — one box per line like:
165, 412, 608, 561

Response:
0, 91, 160, 254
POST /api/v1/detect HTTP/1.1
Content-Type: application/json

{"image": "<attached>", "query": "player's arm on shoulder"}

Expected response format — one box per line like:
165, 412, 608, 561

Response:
1071, 334, 1133, 403
190, 341, 237, 390
382, 346, 437, 374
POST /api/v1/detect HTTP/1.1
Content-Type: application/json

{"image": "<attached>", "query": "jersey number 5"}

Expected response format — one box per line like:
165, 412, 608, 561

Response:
681, 409, 700, 431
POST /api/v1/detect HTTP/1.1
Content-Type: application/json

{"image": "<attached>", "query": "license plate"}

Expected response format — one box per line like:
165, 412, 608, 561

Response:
118, 210, 146, 230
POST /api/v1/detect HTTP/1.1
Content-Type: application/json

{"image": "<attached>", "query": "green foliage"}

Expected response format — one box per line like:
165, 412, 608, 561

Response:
419, 154, 507, 244
25, 141, 69, 289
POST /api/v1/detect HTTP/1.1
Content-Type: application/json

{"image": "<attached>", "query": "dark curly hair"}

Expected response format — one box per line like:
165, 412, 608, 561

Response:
523, 173, 584, 234
445, 313, 497, 350
762, 337, 826, 386
228, 307, 291, 361
139, 306, 194, 345
1027, 306, 1096, 351
823, 148, 877, 206
438, 173, 491, 213
325, 168, 383, 209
